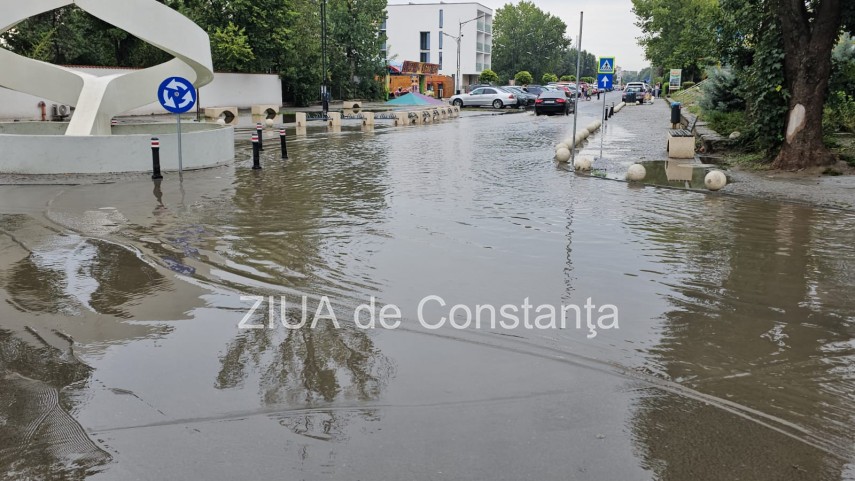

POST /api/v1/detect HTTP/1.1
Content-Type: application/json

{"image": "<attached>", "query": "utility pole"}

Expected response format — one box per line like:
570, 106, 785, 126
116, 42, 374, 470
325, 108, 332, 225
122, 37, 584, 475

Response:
321, 0, 329, 114
571, 12, 583, 166
443, 13, 484, 95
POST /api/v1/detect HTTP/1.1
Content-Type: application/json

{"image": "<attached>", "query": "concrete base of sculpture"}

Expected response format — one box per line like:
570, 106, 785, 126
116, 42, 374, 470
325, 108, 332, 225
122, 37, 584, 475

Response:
0, 122, 234, 174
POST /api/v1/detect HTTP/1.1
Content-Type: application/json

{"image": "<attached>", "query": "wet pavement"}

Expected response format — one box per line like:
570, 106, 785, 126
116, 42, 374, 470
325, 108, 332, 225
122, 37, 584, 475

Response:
1, 91, 855, 480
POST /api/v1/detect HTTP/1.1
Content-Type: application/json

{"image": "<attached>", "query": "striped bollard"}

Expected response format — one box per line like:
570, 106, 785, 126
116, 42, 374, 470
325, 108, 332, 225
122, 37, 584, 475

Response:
151, 137, 163, 179
252, 133, 261, 170
280, 128, 289, 159
256, 122, 264, 151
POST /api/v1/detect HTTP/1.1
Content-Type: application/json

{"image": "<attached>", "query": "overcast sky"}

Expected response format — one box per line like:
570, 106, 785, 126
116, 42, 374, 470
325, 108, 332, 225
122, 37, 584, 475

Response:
390, 0, 650, 71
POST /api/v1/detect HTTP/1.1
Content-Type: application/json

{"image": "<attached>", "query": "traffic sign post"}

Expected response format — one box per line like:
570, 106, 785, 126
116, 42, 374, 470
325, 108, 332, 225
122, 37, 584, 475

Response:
157, 76, 197, 175
597, 58, 615, 161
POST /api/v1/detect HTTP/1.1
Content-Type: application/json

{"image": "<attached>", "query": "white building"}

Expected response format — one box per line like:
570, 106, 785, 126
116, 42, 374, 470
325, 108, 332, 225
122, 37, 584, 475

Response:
384, 2, 493, 93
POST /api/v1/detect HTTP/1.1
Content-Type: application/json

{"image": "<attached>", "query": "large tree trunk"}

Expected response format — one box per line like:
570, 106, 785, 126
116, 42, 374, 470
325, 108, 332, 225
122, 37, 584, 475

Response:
772, 0, 842, 170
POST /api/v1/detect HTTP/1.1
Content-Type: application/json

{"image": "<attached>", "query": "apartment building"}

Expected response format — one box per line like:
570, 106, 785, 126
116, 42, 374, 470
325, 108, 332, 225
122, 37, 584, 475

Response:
384, 2, 493, 93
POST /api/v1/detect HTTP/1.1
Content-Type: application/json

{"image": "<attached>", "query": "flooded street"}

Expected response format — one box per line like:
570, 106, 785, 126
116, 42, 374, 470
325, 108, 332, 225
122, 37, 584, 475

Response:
2, 95, 855, 480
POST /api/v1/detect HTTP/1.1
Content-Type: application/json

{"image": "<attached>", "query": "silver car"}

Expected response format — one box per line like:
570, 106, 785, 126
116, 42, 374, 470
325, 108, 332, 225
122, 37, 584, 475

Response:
450, 87, 518, 109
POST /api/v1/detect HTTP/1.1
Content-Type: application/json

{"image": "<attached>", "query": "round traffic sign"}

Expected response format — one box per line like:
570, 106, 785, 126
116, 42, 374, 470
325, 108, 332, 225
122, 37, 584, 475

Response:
158, 77, 196, 114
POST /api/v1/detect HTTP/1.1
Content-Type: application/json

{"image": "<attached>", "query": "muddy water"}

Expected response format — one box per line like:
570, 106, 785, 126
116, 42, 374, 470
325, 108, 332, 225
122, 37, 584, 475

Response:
1, 100, 855, 480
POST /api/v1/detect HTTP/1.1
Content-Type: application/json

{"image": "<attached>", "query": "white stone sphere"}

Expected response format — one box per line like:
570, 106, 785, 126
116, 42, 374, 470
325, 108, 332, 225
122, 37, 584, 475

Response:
265, 118, 275, 128
563, 137, 576, 148
574, 156, 593, 171
555, 147, 571, 162
705, 170, 727, 191
626, 163, 646, 181
556, 142, 569, 152
216, 118, 226, 126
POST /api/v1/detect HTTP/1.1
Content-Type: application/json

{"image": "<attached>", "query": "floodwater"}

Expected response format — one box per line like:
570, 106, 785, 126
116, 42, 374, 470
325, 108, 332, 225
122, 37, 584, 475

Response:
1, 94, 855, 480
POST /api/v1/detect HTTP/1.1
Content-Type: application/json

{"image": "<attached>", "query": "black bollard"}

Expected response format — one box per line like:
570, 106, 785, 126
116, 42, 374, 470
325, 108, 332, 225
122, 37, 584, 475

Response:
256, 122, 264, 151
252, 134, 262, 170
280, 128, 289, 159
151, 137, 163, 179
604, 107, 608, 121
610, 104, 615, 118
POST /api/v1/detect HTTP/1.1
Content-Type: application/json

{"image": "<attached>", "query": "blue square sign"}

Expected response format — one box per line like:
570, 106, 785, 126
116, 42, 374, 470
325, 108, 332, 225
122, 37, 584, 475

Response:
598, 57, 615, 74
597, 73, 614, 89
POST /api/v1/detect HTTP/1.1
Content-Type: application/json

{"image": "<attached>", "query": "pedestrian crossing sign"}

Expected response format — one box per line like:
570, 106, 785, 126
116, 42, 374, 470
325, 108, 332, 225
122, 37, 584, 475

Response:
598, 57, 615, 74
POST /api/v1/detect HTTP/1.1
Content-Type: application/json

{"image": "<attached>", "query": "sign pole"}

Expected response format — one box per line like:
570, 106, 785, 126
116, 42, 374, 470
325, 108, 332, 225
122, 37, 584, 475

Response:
571, 11, 583, 166
177, 114, 183, 175
599, 88, 606, 160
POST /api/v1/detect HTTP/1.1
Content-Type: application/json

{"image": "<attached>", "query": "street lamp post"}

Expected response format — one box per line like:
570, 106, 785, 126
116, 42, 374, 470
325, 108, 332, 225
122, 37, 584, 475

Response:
441, 13, 485, 95
320, 0, 329, 114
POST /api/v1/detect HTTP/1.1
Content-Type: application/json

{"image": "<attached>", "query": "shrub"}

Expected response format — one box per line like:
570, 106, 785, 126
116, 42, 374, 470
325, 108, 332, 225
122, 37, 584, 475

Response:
514, 70, 533, 85
705, 110, 747, 136
699, 66, 745, 113
581, 76, 595, 84
542, 73, 558, 84
682, 81, 696, 89
823, 91, 855, 133
479, 69, 499, 84
560, 75, 575, 82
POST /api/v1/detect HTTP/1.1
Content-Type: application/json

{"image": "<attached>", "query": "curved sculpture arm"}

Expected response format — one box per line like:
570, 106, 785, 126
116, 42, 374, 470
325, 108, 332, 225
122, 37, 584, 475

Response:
0, 0, 214, 136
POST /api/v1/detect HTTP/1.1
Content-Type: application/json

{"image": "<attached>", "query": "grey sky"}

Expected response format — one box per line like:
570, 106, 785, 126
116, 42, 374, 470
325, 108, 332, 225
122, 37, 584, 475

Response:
390, 0, 650, 71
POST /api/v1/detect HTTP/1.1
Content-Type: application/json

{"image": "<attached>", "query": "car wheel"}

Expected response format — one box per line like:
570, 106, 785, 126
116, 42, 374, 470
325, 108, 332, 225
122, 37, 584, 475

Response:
492, 99, 503, 109
453, 99, 463, 107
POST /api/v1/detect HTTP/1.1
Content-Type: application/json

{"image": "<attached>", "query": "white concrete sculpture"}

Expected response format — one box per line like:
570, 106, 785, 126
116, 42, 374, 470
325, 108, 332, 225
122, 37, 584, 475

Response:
0, 0, 214, 136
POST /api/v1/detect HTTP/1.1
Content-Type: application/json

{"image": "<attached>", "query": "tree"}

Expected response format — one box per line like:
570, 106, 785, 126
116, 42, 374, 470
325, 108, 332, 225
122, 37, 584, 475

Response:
514, 70, 533, 85
479, 69, 499, 84
632, 0, 718, 82
210, 22, 255, 72
718, 0, 855, 168
542, 72, 558, 83
560, 75, 575, 82
492, 1, 570, 82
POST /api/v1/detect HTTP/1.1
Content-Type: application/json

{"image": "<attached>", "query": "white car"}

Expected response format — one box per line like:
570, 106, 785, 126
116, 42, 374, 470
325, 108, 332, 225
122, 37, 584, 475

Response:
450, 87, 518, 109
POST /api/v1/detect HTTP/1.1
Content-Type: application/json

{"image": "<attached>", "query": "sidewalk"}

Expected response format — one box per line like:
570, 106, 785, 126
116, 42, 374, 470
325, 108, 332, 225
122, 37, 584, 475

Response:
582, 98, 855, 211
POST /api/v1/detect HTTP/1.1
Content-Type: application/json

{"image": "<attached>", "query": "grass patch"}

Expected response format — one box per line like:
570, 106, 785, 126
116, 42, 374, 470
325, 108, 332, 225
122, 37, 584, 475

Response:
726, 151, 771, 171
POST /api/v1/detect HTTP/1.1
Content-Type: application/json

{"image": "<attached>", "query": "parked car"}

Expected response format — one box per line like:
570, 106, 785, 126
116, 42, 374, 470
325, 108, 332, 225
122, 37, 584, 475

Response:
535, 90, 574, 116
503, 86, 536, 106
522, 85, 547, 96
450, 87, 518, 108
622, 86, 644, 103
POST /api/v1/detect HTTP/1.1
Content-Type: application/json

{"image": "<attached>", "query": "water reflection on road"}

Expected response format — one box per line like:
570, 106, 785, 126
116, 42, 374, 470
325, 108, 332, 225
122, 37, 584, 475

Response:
1, 98, 854, 479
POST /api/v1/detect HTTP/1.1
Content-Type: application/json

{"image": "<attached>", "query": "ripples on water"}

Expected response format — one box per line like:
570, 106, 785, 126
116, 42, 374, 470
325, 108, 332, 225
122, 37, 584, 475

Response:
1, 110, 855, 478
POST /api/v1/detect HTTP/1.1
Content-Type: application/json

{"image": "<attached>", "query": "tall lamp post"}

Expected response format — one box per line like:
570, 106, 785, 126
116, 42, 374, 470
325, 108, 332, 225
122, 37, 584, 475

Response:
441, 13, 485, 95
320, 0, 329, 114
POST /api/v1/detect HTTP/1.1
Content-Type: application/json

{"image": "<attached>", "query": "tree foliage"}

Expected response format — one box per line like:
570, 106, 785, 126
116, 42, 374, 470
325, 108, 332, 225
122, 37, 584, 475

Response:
492, 1, 570, 82
541, 72, 558, 84
514, 70, 533, 85
479, 69, 499, 84
631, 0, 718, 81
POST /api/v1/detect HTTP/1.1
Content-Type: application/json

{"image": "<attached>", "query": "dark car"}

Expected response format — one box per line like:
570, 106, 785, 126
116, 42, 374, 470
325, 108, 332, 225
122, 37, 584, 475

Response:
535, 90, 574, 116
503, 86, 536, 106
523, 85, 548, 96
622, 86, 644, 104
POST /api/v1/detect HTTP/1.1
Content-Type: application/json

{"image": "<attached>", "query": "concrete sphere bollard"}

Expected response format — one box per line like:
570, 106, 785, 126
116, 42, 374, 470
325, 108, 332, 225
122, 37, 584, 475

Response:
556, 142, 569, 152
704, 170, 727, 191
265, 118, 275, 128
555, 147, 571, 162
216, 118, 226, 126
574, 156, 593, 171
626, 163, 646, 181
563, 137, 576, 148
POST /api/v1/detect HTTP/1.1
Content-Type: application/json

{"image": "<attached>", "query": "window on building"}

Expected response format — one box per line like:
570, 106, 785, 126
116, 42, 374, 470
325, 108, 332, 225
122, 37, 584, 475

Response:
420, 52, 430, 63
439, 52, 443, 69
439, 9, 443, 28
439, 34, 443, 50
420, 32, 430, 51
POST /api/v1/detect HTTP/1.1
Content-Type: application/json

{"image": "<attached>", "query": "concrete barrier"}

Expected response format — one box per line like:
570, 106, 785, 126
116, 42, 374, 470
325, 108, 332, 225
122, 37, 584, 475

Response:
327, 112, 341, 127
251, 104, 279, 122
362, 111, 375, 127
204, 107, 239, 126
342, 101, 363, 109
295, 112, 307, 127
0, 122, 234, 174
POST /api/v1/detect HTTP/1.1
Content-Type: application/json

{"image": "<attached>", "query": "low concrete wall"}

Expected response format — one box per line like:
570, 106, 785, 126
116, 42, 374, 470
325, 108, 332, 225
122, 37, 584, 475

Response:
0, 67, 281, 121
0, 122, 234, 174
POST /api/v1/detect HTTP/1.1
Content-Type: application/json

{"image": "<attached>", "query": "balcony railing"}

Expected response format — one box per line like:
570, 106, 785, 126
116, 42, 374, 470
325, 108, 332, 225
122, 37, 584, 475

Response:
476, 62, 484, 72
476, 42, 485, 52
484, 44, 491, 54
477, 20, 484, 31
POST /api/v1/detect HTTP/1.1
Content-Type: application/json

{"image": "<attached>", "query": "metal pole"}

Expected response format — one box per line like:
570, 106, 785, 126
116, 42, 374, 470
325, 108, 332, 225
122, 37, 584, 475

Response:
321, 0, 328, 114
177, 114, 183, 175
599, 95, 606, 160
456, 28, 462, 94
571, 12, 583, 165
